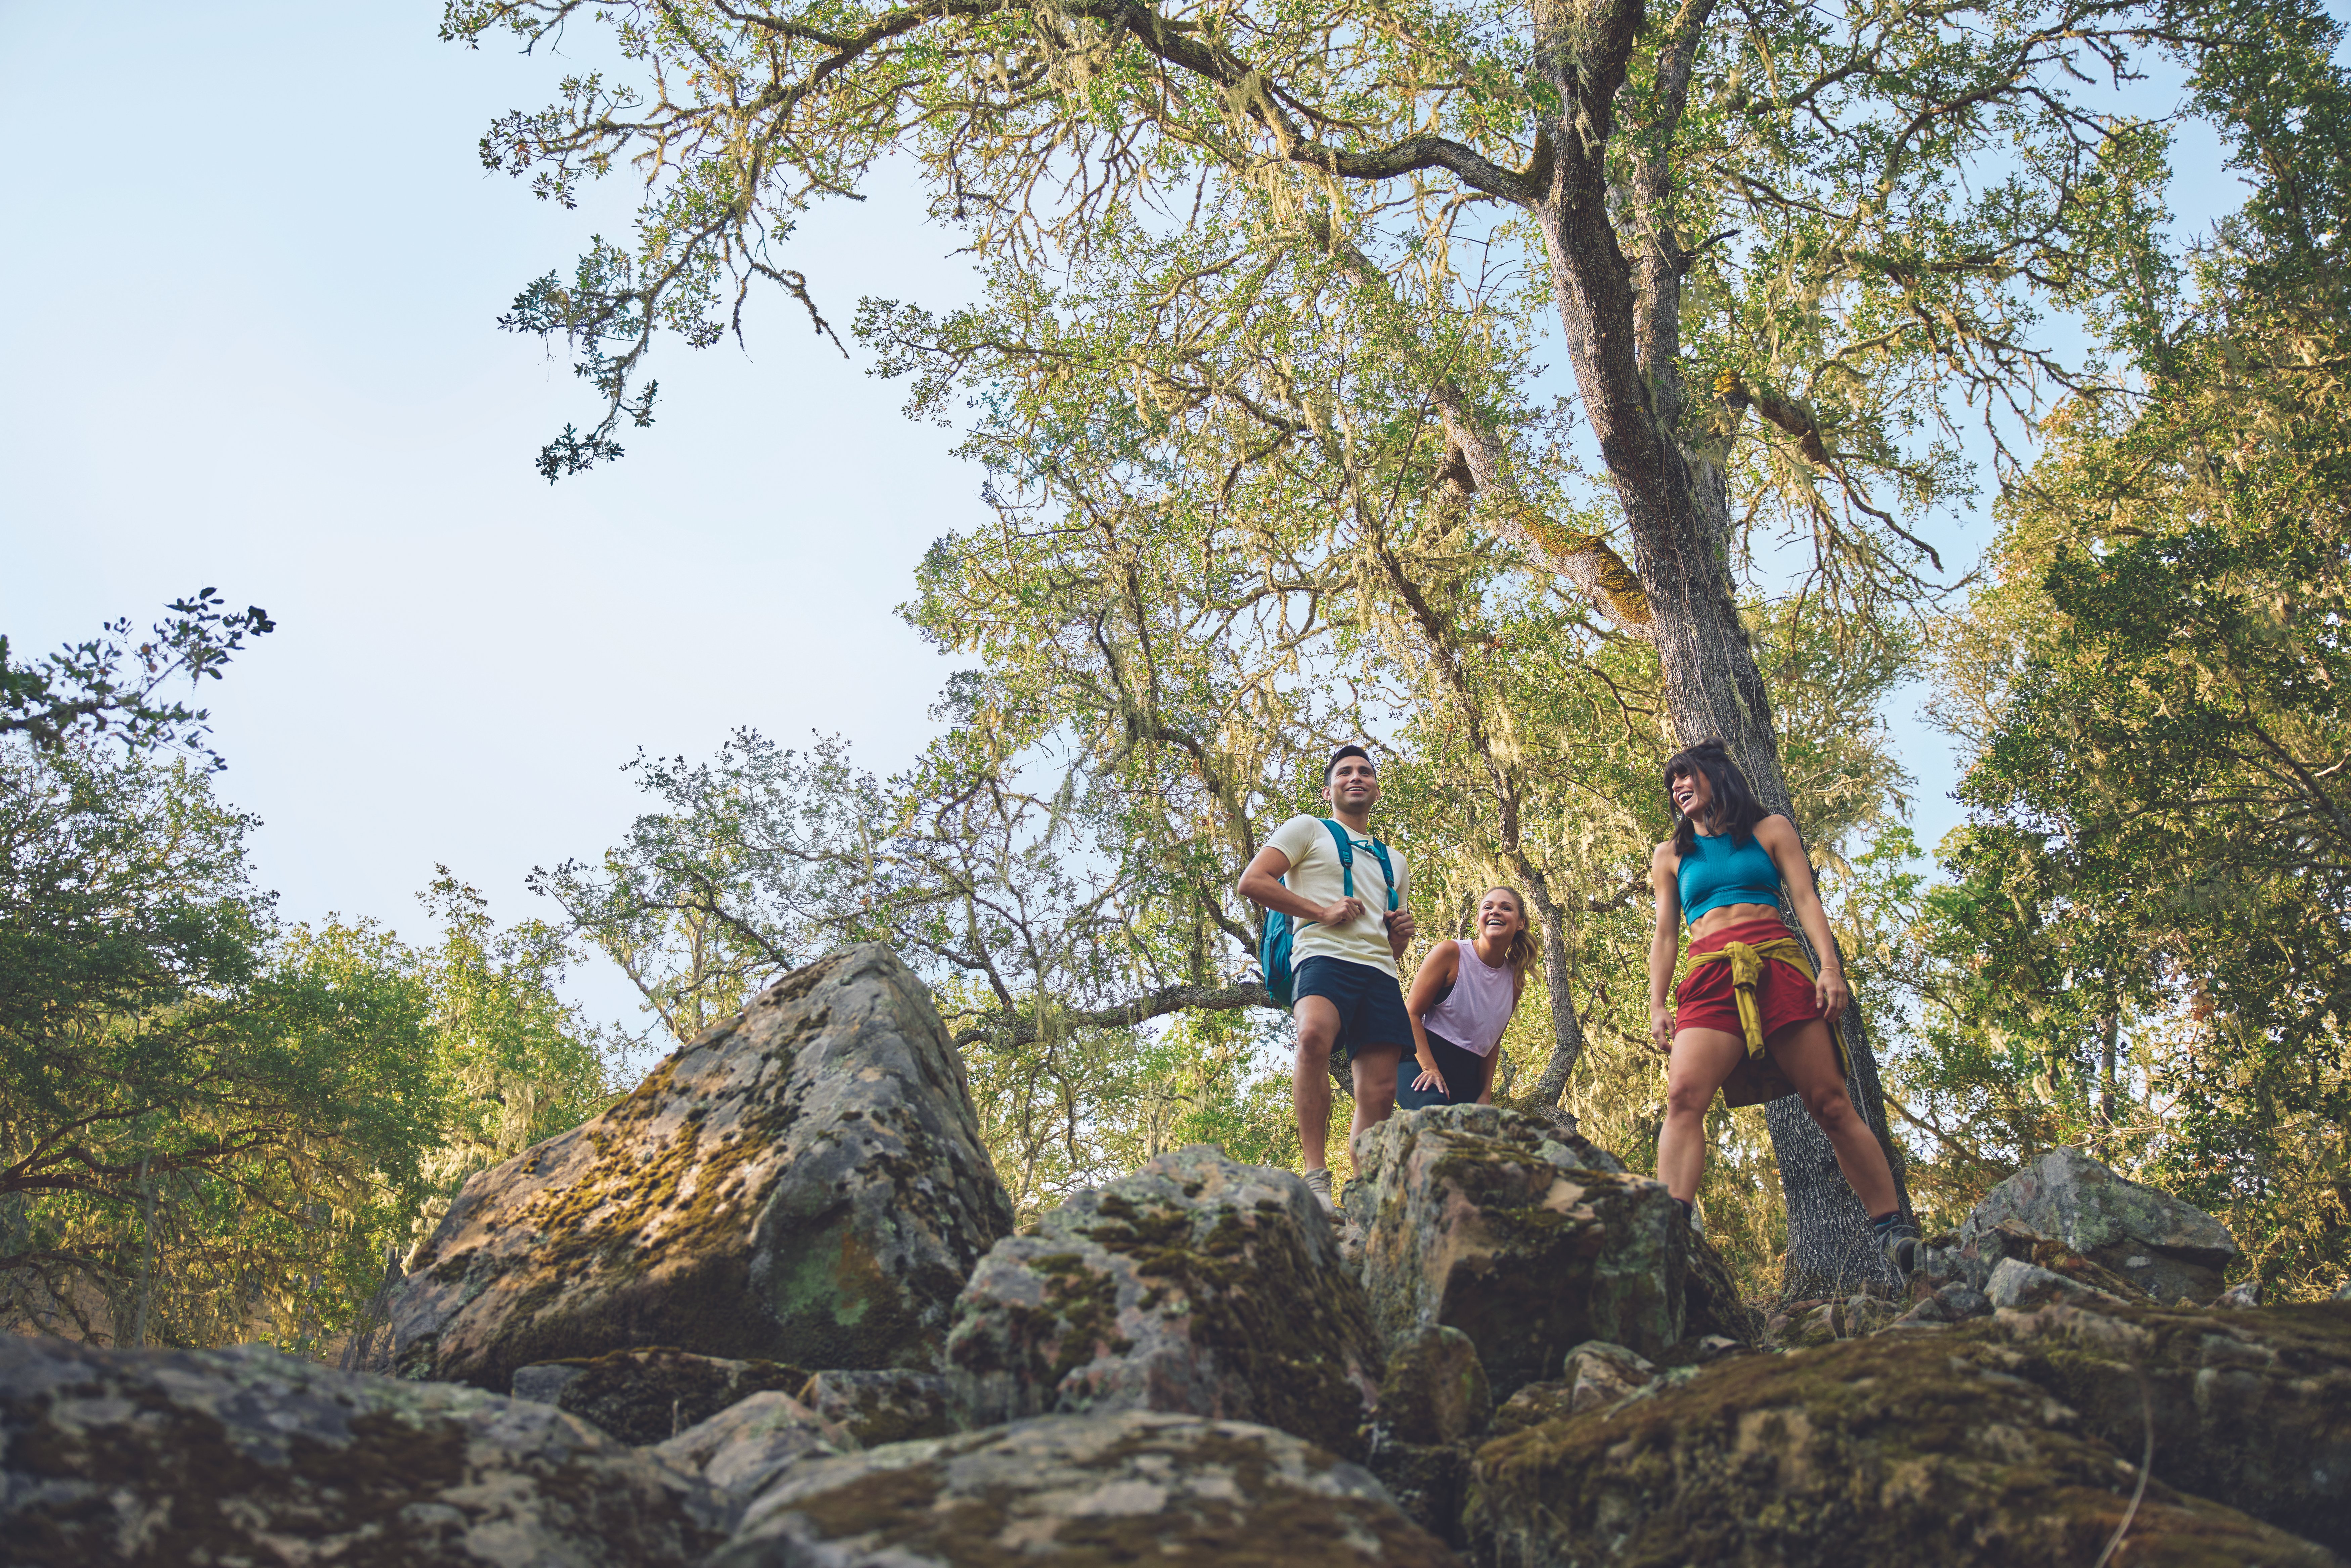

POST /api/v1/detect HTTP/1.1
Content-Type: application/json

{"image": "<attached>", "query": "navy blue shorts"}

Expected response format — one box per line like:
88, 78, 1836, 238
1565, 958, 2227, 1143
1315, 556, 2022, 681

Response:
1293, 956, 1411, 1063
1396, 1030, 1492, 1109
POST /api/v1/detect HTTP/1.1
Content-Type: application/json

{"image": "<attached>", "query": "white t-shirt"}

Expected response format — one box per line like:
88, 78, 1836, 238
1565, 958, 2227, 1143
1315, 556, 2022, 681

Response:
1264, 814, 1409, 978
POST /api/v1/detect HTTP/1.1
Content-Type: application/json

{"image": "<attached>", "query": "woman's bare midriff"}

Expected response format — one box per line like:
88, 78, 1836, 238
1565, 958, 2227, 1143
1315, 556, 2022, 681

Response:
1687, 901, 1783, 940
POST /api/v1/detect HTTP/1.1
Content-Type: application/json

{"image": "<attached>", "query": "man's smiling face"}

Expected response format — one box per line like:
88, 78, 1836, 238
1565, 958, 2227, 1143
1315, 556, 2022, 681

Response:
1326, 754, 1380, 812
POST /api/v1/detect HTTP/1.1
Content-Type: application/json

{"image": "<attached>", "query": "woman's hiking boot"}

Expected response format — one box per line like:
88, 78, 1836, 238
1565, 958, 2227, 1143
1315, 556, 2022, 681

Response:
1876, 1217, 1923, 1282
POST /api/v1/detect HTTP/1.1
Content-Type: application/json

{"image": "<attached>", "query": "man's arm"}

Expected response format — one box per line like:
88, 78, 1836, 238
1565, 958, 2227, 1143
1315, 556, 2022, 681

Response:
1238, 845, 1360, 927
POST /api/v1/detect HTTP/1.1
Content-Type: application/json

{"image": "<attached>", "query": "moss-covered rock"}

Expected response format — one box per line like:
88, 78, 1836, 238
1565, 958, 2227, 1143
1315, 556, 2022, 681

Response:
1466, 1327, 2336, 1567
390, 945, 1015, 1391
1770, 1291, 1904, 1347
1973, 1299, 2351, 1551
1366, 1326, 1494, 1546
1960, 1147, 2237, 1303
652, 1389, 848, 1503
710, 1410, 1457, 1568
509, 1346, 810, 1445
796, 1368, 955, 1447
0, 1336, 729, 1567
1352, 1105, 1684, 1400
945, 1145, 1385, 1459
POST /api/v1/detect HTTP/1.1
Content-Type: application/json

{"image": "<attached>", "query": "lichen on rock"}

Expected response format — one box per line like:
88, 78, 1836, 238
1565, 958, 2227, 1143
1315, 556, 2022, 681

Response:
388, 945, 1015, 1392
508, 1345, 811, 1445
710, 1410, 1456, 1568
795, 1368, 955, 1447
945, 1145, 1386, 1459
653, 1389, 849, 1505
1959, 1147, 2238, 1303
1351, 1104, 1686, 1400
1468, 1323, 2338, 1567
0, 1336, 729, 1568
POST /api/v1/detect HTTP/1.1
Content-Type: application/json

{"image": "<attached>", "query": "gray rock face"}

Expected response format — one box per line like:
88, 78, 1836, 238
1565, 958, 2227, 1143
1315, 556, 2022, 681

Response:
1350, 1104, 1685, 1398
1559, 1340, 1657, 1413
509, 1346, 811, 1444
708, 1411, 1458, 1568
1960, 1147, 2237, 1302
1987, 1299, 2351, 1553
795, 1368, 955, 1448
945, 1145, 1385, 1459
390, 945, 1015, 1391
653, 1390, 848, 1503
1365, 1326, 1493, 1546
1988, 1256, 2128, 1311
0, 1336, 728, 1568
1470, 1322, 2339, 1567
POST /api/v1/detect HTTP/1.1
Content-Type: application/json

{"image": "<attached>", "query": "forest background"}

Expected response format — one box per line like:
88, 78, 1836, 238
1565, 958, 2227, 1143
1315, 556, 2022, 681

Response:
6, 0, 2350, 1351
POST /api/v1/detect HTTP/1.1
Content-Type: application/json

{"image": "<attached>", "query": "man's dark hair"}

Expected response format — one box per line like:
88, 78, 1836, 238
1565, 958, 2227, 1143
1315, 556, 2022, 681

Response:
1324, 743, 1374, 783
1664, 740, 1769, 853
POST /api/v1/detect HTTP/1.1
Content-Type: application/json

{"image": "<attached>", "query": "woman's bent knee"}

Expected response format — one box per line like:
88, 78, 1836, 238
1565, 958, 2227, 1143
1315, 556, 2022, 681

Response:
1805, 1086, 1856, 1127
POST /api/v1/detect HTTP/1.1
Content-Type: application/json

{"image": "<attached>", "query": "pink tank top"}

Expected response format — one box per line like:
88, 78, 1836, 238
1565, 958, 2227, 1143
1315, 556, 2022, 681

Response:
1420, 939, 1516, 1057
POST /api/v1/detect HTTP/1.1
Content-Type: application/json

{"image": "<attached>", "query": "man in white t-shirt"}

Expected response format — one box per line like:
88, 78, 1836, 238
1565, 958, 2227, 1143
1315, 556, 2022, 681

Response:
1236, 744, 1415, 1211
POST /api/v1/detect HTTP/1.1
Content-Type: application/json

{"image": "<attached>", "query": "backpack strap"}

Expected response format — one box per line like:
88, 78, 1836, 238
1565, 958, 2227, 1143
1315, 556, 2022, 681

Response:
1362, 838, 1399, 910
1318, 818, 1356, 899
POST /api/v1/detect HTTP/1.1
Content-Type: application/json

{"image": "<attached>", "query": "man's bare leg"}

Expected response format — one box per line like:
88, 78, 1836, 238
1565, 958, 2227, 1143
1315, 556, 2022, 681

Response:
1349, 1043, 1403, 1148
1293, 995, 1343, 1171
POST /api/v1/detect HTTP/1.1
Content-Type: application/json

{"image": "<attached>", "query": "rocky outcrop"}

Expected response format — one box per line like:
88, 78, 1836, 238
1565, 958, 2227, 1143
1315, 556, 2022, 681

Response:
390, 945, 1015, 1391
0, 1336, 729, 1568
509, 1346, 810, 1444
796, 1368, 955, 1447
709, 1410, 1457, 1568
1468, 1323, 2338, 1567
1985, 1300, 2351, 1552
653, 1389, 848, 1505
945, 1145, 1384, 1459
1956, 1147, 2238, 1302
1365, 1325, 1492, 1545
1349, 1104, 1685, 1399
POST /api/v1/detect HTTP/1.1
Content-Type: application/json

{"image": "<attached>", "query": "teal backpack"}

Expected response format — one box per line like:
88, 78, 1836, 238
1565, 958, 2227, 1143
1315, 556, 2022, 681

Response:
1258, 819, 1399, 1009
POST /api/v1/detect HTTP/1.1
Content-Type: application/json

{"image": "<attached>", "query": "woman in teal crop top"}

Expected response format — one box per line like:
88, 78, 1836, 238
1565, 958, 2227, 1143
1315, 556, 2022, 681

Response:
1644, 741, 1917, 1280
1675, 829, 1784, 924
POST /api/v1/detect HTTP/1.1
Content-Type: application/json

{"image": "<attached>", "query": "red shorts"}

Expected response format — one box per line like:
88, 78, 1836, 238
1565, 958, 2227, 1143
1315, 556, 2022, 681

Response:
1673, 917, 1823, 1041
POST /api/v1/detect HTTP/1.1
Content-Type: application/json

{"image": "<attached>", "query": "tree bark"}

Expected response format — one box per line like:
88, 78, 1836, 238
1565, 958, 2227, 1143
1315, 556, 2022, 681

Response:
1512, 856, 1590, 1103
1522, 0, 1911, 1296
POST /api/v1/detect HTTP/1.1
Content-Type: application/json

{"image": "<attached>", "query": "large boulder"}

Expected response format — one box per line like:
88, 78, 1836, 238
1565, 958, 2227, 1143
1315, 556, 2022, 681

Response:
391, 945, 1015, 1390
509, 1346, 810, 1445
1958, 1147, 2237, 1302
1985, 1299, 2351, 1552
1467, 1326, 2337, 1567
945, 1145, 1385, 1459
1349, 1104, 1685, 1398
708, 1410, 1457, 1568
0, 1336, 729, 1568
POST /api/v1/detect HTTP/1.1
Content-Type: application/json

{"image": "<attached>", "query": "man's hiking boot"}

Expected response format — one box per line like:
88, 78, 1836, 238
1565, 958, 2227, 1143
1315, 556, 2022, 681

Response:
1877, 1218, 1923, 1283
1302, 1167, 1337, 1216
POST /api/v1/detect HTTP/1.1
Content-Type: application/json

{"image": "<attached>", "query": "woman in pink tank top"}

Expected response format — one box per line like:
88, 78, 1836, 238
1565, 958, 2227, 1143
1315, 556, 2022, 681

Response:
1400, 887, 1538, 1107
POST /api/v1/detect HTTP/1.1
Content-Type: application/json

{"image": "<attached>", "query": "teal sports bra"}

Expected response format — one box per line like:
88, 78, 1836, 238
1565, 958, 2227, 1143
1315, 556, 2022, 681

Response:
1676, 830, 1783, 925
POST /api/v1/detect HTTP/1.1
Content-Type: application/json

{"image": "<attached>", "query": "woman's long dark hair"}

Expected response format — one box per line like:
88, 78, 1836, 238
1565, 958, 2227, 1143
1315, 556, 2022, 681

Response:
1665, 740, 1768, 855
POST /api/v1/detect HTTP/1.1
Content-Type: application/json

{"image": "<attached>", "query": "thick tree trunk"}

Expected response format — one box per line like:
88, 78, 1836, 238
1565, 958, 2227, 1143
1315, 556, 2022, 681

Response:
1518, 21, 1912, 1287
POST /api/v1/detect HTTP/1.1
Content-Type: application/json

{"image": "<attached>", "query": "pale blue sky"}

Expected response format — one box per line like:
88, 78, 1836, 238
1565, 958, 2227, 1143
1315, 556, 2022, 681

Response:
0, 2, 2250, 1033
